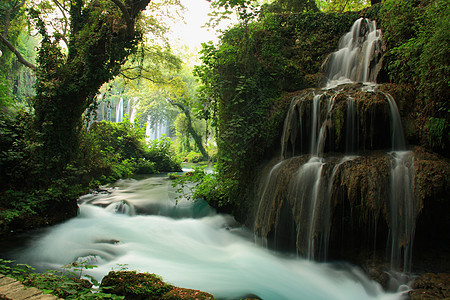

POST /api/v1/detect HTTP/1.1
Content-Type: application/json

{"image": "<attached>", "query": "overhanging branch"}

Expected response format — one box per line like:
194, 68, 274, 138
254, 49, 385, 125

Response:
0, 34, 37, 71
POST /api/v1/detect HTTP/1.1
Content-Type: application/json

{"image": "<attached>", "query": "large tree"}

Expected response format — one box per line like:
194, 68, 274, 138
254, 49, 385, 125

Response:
1, 0, 180, 182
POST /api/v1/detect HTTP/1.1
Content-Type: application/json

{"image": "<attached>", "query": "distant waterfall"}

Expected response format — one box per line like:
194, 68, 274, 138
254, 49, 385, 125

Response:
145, 116, 170, 142
91, 97, 139, 124
115, 98, 124, 123
254, 18, 416, 273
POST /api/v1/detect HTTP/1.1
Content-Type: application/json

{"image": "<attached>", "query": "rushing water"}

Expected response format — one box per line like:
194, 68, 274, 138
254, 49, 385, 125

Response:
5, 175, 403, 300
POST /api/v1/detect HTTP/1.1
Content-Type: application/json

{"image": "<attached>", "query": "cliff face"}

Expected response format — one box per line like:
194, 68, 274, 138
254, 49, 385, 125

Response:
249, 83, 450, 272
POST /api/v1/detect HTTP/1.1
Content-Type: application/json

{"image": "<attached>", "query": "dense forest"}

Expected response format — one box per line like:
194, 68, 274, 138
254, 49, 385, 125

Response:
0, 0, 449, 298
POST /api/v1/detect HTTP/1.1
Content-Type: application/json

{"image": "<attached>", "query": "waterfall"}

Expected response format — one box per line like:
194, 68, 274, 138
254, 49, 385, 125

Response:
146, 116, 170, 141
325, 18, 383, 87
254, 17, 417, 273
383, 93, 415, 273
345, 97, 358, 154
129, 97, 139, 123
115, 98, 124, 122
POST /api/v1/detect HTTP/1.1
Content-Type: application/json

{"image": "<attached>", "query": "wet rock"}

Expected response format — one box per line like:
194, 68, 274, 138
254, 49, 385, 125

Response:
101, 271, 216, 300
409, 273, 450, 299
161, 287, 215, 300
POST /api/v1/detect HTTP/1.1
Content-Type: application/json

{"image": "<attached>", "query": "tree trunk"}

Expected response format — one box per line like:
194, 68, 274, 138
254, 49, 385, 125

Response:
171, 101, 209, 161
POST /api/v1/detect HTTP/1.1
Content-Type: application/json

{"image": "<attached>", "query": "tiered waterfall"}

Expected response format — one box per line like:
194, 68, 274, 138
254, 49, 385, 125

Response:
253, 18, 417, 273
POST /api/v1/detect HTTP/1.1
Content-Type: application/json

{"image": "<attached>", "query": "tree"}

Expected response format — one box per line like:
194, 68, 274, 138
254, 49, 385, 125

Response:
1, 0, 181, 183
0, 0, 36, 72
315, 0, 370, 12
165, 75, 209, 160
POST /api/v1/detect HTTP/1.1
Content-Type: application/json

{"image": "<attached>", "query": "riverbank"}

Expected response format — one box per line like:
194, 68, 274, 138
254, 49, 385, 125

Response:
0, 274, 59, 300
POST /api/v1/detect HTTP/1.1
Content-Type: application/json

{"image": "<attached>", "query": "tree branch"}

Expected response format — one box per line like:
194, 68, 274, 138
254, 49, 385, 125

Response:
0, 34, 37, 71
110, 0, 133, 32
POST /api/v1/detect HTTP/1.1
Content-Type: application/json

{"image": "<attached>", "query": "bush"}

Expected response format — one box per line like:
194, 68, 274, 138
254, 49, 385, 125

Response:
184, 151, 202, 163
380, 0, 450, 154
80, 122, 181, 184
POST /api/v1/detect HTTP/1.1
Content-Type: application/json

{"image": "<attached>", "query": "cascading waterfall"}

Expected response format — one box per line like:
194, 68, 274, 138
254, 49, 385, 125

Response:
254, 17, 416, 273
383, 93, 415, 273
325, 18, 383, 86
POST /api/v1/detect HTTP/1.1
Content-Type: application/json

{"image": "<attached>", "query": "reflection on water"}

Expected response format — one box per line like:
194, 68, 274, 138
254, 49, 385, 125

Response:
6, 175, 403, 300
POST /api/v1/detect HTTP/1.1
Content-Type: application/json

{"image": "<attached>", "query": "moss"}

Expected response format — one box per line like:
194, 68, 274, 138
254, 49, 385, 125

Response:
161, 287, 215, 300
332, 96, 346, 148
101, 271, 216, 300
101, 271, 172, 299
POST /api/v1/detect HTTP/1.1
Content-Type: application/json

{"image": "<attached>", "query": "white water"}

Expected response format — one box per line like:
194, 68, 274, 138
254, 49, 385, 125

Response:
11, 176, 402, 300
145, 116, 170, 141
326, 18, 383, 88
115, 98, 124, 123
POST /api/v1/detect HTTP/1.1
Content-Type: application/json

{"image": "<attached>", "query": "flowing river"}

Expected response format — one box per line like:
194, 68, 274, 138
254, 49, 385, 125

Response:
2, 173, 405, 300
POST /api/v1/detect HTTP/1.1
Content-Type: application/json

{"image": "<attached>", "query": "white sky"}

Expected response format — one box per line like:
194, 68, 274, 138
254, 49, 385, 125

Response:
168, 0, 236, 50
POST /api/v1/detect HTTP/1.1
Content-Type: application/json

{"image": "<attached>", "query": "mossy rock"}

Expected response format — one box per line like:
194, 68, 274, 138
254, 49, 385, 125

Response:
101, 271, 216, 300
101, 271, 172, 299
161, 287, 215, 300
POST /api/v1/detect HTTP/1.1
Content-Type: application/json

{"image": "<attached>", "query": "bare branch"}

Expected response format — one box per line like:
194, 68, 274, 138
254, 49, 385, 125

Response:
0, 34, 37, 71
52, 0, 69, 43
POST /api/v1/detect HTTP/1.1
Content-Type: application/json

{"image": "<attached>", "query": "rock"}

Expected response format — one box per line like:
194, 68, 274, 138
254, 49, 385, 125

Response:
101, 271, 216, 300
161, 287, 215, 300
409, 273, 450, 299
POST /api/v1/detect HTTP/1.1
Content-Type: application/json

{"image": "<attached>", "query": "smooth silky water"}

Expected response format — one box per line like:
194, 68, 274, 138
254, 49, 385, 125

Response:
3, 174, 404, 300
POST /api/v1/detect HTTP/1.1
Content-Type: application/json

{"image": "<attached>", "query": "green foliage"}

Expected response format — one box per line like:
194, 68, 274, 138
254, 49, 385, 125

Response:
0, 113, 180, 235
80, 121, 181, 184
0, 108, 38, 190
0, 259, 124, 299
146, 135, 182, 172
101, 271, 172, 299
428, 117, 449, 151
380, 0, 450, 153
315, 0, 370, 12
195, 9, 358, 215
0, 74, 12, 109
184, 151, 203, 163
171, 167, 227, 209
264, 0, 319, 12
381, 0, 449, 102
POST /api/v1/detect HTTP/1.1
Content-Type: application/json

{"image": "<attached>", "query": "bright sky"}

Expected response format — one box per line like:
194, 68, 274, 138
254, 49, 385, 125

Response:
168, 0, 236, 50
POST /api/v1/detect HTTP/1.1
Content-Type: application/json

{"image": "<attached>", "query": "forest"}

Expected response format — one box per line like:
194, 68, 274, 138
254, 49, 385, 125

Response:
0, 0, 449, 299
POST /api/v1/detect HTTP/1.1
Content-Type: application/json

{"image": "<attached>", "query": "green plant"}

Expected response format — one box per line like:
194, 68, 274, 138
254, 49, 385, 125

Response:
428, 117, 449, 151
381, 0, 449, 104
0, 259, 123, 299
194, 9, 359, 216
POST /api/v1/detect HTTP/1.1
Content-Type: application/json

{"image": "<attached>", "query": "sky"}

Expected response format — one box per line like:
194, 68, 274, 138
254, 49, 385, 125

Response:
168, 0, 236, 50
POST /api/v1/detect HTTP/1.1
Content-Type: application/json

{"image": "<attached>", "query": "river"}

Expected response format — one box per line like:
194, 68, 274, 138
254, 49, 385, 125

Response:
3, 173, 404, 300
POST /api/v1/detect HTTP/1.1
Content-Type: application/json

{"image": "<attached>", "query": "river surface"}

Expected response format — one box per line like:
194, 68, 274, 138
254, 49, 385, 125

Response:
4, 173, 404, 300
